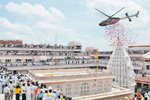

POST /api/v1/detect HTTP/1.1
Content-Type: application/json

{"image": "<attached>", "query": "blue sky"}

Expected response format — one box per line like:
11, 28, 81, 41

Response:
0, 0, 150, 50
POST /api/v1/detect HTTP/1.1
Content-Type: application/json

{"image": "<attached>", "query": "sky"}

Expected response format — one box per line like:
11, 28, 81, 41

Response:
0, 0, 150, 51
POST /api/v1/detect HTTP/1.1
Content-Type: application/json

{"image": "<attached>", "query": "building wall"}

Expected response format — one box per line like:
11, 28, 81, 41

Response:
44, 79, 112, 97
143, 61, 150, 74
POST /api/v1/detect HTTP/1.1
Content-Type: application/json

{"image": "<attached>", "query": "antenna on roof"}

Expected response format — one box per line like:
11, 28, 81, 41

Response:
55, 36, 57, 45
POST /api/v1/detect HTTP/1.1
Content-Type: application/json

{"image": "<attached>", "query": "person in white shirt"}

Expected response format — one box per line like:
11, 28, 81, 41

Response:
55, 89, 62, 100
2, 77, 6, 93
0, 76, 2, 91
43, 90, 48, 99
48, 89, 52, 96
56, 95, 61, 100
22, 83, 26, 100
4, 84, 10, 100
12, 74, 15, 81
51, 90, 56, 99
26, 83, 32, 100
31, 82, 37, 100
9, 81, 15, 99
43, 93, 54, 100
144, 92, 149, 100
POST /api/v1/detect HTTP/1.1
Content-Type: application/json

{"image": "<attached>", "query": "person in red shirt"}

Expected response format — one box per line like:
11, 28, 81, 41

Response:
137, 92, 142, 100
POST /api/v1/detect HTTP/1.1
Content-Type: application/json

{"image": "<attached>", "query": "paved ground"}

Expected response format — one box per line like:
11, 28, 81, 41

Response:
0, 94, 146, 100
0, 89, 22, 100
0, 93, 17, 100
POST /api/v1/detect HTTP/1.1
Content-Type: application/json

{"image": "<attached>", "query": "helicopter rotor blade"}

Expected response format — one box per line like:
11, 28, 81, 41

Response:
95, 8, 110, 17
110, 7, 125, 18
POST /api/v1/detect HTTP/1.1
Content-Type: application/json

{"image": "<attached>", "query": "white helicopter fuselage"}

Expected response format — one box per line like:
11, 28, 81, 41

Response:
96, 7, 139, 26
99, 17, 120, 26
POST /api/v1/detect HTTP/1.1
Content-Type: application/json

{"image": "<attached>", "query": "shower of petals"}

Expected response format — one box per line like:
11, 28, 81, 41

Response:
104, 23, 138, 47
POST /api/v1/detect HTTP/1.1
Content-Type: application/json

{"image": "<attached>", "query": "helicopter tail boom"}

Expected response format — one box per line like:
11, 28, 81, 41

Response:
120, 11, 139, 21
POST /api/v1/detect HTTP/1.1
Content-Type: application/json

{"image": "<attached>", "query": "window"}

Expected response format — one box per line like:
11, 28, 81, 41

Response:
16, 59, 21, 62
26, 59, 32, 62
97, 81, 101, 92
146, 65, 150, 70
6, 59, 11, 62
81, 83, 89, 94
104, 81, 111, 91
74, 84, 78, 94
104, 81, 107, 90
66, 84, 71, 95
99, 81, 103, 91
55, 85, 62, 92
91, 82, 96, 93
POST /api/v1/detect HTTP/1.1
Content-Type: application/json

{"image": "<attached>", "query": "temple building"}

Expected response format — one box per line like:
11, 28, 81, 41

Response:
107, 38, 136, 91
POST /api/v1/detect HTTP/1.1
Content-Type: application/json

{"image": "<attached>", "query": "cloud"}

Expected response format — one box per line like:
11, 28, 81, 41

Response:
0, 17, 34, 35
0, 18, 38, 44
0, 4, 2, 8
34, 21, 83, 45
5, 2, 65, 23
0, 17, 81, 45
35, 21, 75, 34
0, 17, 99, 50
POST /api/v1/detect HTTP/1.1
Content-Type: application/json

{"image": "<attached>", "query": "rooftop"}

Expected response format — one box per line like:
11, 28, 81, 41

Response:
141, 51, 150, 60
28, 68, 113, 83
67, 41, 82, 47
85, 47, 99, 51
135, 75, 150, 83
129, 44, 150, 48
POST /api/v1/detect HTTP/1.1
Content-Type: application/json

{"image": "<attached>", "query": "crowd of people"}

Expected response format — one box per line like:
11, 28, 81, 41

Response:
0, 51, 88, 56
0, 41, 71, 50
133, 91, 150, 100
132, 60, 143, 67
1, 59, 103, 67
124, 91, 150, 100
0, 67, 69, 100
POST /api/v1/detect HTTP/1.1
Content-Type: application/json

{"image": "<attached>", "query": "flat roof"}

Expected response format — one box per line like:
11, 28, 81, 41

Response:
135, 76, 150, 83
29, 68, 92, 76
129, 44, 150, 48
0, 47, 81, 52
28, 68, 113, 83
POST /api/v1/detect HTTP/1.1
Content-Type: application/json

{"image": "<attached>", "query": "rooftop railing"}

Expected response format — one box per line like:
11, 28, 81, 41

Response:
0, 43, 82, 50
2, 59, 110, 68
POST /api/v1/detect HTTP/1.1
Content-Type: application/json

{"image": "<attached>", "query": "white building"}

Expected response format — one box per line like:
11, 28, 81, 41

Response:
107, 39, 135, 91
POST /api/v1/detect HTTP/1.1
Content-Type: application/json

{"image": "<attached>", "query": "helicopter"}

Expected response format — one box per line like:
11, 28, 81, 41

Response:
95, 7, 139, 26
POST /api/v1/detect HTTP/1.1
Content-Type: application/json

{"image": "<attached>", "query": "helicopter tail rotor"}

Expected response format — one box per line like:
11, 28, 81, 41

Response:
125, 13, 132, 22
136, 11, 139, 17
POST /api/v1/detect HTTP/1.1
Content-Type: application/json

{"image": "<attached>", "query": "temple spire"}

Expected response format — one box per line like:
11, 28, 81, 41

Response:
107, 38, 135, 91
